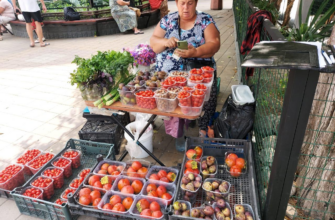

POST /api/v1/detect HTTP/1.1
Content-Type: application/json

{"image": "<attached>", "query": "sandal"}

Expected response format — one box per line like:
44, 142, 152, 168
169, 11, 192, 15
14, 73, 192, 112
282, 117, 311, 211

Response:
40, 43, 50, 47
134, 31, 144, 35
30, 44, 35, 47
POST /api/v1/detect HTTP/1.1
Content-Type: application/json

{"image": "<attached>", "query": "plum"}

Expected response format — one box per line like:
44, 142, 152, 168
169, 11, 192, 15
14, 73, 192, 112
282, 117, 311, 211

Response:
203, 206, 214, 216
216, 199, 226, 209
191, 209, 200, 218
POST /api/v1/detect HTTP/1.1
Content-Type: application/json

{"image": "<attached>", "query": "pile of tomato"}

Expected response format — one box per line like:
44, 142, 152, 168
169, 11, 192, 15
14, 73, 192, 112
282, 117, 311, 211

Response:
53, 158, 72, 178
135, 198, 163, 218
62, 150, 81, 169
69, 178, 82, 189
28, 153, 54, 174
225, 153, 246, 177
31, 177, 54, 199
177, 91, 191, 107
190, 68, 203, 75
191, 90, 205, 107
148, 169, 176, 183
202, 72, 213, 83
87, 174, 114, 191
135, 90, 156, 109
116, 177, 143, 195
171, 76, 187, 87
144, 183, 173, 204
78, 168, 91, 183
62, 188, 76, 200
16, 149, 41, 175
124, 161, 148, 178
201, 66, 214, 73
23, 187, 43, 199
161, 78, 176, 89
182, 86, 194, 92
55, 198, 65, 205
95, 162, 124, 176
78, 187, 103, 208
0, 164, 24, 190
189, 75, 204, 83
42, 168, 64, 189
101, 194, 134, 212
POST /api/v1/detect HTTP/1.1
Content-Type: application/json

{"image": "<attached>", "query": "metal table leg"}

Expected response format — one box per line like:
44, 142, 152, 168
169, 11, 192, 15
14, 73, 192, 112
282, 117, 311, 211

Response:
110, 113, 165, 166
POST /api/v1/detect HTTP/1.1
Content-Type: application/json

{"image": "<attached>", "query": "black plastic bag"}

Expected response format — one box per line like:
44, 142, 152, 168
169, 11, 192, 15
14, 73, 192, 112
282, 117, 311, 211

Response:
64, 7, 80, 21
214, 95, 254, 139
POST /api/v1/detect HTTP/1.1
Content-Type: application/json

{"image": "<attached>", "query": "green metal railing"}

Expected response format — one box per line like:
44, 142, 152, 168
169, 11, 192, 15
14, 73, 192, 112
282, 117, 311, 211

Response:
233, 0, 335, 219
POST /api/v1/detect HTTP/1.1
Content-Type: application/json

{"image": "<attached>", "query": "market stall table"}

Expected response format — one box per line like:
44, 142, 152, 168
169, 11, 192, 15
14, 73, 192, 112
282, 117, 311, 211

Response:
85, 101, 204, 166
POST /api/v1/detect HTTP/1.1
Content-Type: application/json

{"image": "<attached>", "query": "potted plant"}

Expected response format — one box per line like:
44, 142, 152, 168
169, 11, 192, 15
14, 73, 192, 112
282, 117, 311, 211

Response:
124, 44, 156, 73
70, 50, 134, 101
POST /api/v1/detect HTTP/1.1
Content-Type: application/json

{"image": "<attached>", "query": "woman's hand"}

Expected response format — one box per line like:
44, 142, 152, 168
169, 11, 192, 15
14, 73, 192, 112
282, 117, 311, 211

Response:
175, 44, 197, 58
164, 37, 178, 49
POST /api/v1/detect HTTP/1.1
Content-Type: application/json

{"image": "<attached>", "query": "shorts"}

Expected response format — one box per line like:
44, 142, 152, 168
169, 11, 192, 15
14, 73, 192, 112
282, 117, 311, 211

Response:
0, 15, 15, 24
22, 11, 43, 23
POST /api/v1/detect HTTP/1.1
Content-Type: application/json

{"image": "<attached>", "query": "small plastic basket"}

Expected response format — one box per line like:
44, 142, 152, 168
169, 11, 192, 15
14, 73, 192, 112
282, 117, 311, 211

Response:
188, 75, 204, 84
52, 157, 72, 178
141, 179, 176, 205
60, 188, 77, 200
42, 167, 65, 189
145, 165, 179, 185
20, 186, 44, 200
122, 159, 151, 178
111, 175, 146, 195
233, 204, 255, 220
194, 84, 209, 102
187, 76, 213, 100
190, 205, 214, 219
212, 201, 233, 219
135, 91, 156, 109
83, 173, 117, 189
0, 164, 25, 191
178, 101, 204, 117
171, 76, 187, 87
155, 96, 178, 112
225, 151, 248, 177
118, 86, 137, 106
200, 156, 218, 180
161, 78, 176, 89
202, 178, 231, 203
69, 178, 81, 189
191, 92, 205, 107
30, 176, 54, 200
74, 185, 106, 208
97, 191, 136, 215
189, 68, 203, 75
62, 149, 81, 169
171, 200, 191, 217
179, 173, 202, 206
27, 153, 55, 175
93, 159, 126, 175
129, 195, 168, 220
177, 91, 191, 107
170, 71, 189, 78
15, 149, 42, 175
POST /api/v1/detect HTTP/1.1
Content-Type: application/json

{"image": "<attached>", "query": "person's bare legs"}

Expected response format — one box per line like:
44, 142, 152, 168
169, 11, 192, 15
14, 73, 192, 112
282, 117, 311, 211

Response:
25, 23, 34, 46
133, 27, 143, 34
34, 21, 45, 46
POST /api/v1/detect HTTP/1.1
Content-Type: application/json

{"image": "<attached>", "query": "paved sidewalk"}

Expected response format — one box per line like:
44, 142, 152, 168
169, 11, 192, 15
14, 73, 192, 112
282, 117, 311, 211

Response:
0, 0, 237, 219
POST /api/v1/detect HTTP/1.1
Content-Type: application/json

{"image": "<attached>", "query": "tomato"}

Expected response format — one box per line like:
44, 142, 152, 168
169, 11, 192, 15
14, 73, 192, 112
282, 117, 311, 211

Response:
103, 183, 112, 191
184, 167, 199, 175
182, 86, 194, 92
140, 209, 152, 217
189, 75, 204, 83
149, 201, 161, 212
201, 66, 214, 72
112, 203, 126, 212
70, 178, 82, 189
79, 188, 91, 197
235, 158, 246, 169
171, 76, 187, 87
136, 90, 156, 109
121, 185, 134, 194
191, 90, 205, 107
152, 210, 163, 218
23, 188, 42, 199
92, 198, 101, 209
136, 199, 150, 212
62, 150, 81, 169
62, 188, 76, 199
101, 163, 110, 171
177, 91, 191, 106
190, 68, 203, 75
131, 180, 143, 194
28, 153, 54, 173
148, 190, 159, 197
161, 192, 172, 200
157, 170, 167, 179
89, 175, 100, 186
93, 181, 103, 188
149, 174, 160, 181
55, 199, 63, 205
146, 183, 157, 193
122, 197, 134, 210
16, 149, 41, 166
98, 170, 107, 175
90, 190, 101, 201
227, 153, 238, 162
166, 172, 176, 182
52, 158, 72, 178
79, 195, 91, 205
103, 203, 113, 210
42, 168, 64, 189
137, 167, 148, 178
202, 73, 213, 83
107, 165, 117, 174
185, 160, 198, 170
162, 78, 176, 89
131, 161, 142, 171
111, 171, 121, 176
126, 167, 137, 176
159, 177, 169, 183
110, 195, 122, 206
186, 149, 197, 160
156, 185, 167, 197
225, 158, 235, 168
194, 146, 203, 158
195, 84, 207, 90
118, 179, 130, 191
230, 165, 242, 177
117, 165, 124, 172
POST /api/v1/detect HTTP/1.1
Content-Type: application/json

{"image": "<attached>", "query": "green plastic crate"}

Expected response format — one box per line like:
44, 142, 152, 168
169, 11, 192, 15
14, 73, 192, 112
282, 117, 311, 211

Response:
11, 139, 115, 220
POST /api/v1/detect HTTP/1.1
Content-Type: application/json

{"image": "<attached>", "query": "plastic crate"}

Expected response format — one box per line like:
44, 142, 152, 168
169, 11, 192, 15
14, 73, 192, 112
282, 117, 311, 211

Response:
169, 138, 261, 220
78, 120, 122, 155
11, 139, 115, 220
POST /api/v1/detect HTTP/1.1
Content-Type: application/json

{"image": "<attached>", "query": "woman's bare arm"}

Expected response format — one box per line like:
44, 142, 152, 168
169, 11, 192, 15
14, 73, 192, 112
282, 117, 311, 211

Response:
116, 0, 130, 6
150, 23, 178, 54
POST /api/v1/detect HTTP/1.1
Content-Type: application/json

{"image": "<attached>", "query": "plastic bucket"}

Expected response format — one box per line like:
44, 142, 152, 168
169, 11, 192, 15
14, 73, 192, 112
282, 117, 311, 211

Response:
124, 122, 153, 158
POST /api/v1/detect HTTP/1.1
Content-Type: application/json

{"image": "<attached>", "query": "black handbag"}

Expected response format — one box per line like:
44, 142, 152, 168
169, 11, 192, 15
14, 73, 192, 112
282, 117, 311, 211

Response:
64, 7, 80, 21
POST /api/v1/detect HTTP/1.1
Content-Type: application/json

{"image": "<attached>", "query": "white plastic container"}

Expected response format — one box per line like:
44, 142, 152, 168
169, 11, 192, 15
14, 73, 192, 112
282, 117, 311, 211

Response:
141, 179, 176, 205
111, 175, 146, 195
234, 204, 255, 219
124, 122, 153, 159
187, 76, 213, 101
129, 195, 167, 220
98, 191, 136, 215
212, 201, 233, 220
145, 165, 179, 185
231, 85, 255, 105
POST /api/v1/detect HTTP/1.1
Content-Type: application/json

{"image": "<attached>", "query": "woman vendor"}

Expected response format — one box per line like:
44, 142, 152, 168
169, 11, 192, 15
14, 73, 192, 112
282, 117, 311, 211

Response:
150, 0, 220, 144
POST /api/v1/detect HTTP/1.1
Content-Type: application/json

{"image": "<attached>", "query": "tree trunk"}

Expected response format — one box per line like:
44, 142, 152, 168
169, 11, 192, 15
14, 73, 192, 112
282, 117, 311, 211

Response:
282, 0, 295, 26
296, 73, 335, 219
270, 0, 283, 11
328, 26, 335, 45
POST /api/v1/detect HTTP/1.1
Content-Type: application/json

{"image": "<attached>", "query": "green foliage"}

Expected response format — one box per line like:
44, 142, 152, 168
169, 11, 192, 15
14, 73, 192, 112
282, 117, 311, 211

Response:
252, 0, 279, 24
286, 0, 335, 42
70, 51, 134, 87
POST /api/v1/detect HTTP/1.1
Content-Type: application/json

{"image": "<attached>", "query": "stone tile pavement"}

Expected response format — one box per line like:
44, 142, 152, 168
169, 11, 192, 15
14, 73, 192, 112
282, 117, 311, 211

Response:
0, 0, 237, 219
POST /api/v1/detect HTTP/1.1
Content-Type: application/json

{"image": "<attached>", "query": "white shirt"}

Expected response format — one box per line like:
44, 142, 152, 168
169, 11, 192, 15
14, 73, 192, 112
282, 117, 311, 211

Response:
18, 0, 40, 12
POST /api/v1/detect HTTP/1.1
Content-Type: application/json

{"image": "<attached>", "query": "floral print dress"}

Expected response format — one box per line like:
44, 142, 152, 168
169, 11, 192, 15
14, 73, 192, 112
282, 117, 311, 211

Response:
110, 0, 137, 32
